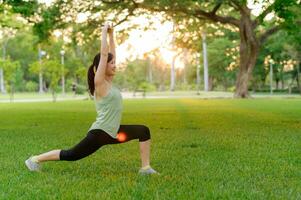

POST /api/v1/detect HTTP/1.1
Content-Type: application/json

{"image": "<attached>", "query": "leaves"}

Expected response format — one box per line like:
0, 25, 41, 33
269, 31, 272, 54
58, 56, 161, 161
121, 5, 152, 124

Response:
43, 59, 63, 90
0, 57, 20, 85
4, 0, 39, 17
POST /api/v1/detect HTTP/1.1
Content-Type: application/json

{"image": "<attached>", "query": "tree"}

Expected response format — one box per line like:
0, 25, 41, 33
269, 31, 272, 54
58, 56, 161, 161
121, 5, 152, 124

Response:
205, 37, 237, 91
0, 57, 20, 101
29, 59, 68, 101
0, 5, 20, 93
44, 60, 67, 102
6, 29, 39, 88
124, 59, 148, 91
254, 27, 301, 93
37, 0, 299, 97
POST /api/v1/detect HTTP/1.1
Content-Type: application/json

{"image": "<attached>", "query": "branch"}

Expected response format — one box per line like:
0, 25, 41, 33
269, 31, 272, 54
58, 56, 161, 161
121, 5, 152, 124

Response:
102, 1, 240, 27
229, 0, 243, 13
193, 8, 240, 27
102, 0, 137, 27
255, 2, 275, 26
210, 3, 222, 15
136, 3, 240, 27
101, 0, 124, 4
259, 25, 281, 44
110, 7, 135, 27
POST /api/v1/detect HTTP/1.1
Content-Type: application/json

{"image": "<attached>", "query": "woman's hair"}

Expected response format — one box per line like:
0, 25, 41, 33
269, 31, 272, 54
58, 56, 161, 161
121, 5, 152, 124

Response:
87, 52, 114, 95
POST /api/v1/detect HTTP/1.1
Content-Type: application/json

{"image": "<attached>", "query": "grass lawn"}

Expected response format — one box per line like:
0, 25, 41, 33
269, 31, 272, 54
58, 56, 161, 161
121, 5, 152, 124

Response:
0, 98, 300, 199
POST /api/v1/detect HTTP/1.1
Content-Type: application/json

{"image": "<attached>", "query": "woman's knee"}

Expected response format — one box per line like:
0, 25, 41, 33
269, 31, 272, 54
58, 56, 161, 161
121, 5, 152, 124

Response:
60, 149, 83, 161
139, 125, 151, 142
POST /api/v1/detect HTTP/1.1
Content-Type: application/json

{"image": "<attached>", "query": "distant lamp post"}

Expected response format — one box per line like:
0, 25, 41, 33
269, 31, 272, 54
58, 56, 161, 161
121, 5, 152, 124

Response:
202, 32, 209, 92
38, 47, 46, 93
60, 49, 65, 95
0, 39, 8, 94
196, 52, 201, 95
269, 59, 274, 95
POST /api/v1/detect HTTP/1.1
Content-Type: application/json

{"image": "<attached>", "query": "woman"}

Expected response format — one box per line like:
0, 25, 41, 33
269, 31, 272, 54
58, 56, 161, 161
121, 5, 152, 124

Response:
25, 23, 158, 175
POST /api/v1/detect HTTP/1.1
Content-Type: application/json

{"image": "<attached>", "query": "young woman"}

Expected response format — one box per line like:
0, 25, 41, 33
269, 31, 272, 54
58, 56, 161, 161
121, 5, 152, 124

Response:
25, 23, 158, 175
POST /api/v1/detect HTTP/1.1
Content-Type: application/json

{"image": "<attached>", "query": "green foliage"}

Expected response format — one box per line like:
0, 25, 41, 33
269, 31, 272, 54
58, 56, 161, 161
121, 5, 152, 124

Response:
14, 66, 25, 91
75, 66, 87, 85
75, 84, 87, 95
273, 0, 298, 24
139, 81, 156, 92
254, 29, 301, 91
29, 61, 42, 75
43, 59, 63, 92
6, 29, 39, 80
31, 1, 63, 42
0, 57, 20, 99
201, 37, 237, 90
124, 59, 148, 90
25, 80, 38, 92
0, 57, 20, 86
5, 0, 39, 17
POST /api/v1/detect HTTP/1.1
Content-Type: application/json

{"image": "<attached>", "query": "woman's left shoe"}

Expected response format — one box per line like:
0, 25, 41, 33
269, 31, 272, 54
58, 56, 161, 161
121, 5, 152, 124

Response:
25, 156, 41, 172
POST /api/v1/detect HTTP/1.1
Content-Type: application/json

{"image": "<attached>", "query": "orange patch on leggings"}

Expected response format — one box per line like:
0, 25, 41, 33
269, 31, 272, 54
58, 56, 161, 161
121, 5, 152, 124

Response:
117, 132, 127, 142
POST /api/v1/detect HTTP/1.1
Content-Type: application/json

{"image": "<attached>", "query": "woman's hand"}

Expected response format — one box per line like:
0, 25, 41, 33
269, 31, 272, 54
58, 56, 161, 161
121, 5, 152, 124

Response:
107, 22, 116, 59
107, 23, 114, 36
101, 23, 110, 53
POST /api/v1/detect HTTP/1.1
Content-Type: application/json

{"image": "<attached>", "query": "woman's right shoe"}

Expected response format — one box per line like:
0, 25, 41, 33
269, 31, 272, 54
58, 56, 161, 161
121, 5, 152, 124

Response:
138, 166, 159, 175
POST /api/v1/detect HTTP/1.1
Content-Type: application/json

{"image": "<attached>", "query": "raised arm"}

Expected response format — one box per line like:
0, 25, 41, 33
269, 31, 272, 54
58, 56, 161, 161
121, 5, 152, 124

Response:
108, 25, 116, 60
94, 23, 110, 94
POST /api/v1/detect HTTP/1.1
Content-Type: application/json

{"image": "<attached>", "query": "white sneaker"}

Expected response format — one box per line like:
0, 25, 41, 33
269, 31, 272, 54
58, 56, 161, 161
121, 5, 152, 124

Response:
25, 156, 41, 172
138, 166, 159, 175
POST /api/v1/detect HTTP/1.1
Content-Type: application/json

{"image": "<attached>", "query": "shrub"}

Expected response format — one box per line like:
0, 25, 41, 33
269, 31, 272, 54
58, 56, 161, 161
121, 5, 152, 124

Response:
25, 81, 38, 92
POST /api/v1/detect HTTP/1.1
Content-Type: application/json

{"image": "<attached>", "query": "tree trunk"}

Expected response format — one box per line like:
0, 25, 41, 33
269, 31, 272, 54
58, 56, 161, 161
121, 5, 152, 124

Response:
208, 76, 214, 91
234, 16, 259, 98
281, 79, 284, 90
223, 78, 228, 91
296, 75, 300, 93
10, 83, 14, 103
52, 90, 57, 102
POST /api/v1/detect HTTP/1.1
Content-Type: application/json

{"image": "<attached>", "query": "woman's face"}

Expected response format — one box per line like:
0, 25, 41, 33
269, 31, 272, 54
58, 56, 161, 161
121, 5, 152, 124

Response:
106, 58, 116, 76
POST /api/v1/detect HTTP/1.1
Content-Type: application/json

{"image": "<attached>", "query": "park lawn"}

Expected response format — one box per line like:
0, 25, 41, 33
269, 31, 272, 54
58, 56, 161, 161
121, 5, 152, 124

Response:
0, 98, 300, 199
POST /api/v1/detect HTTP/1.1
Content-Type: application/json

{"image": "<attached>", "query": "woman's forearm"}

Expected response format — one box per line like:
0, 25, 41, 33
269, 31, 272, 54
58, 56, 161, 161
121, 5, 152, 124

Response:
101, 29, 109, 54
109, 33, 116, 58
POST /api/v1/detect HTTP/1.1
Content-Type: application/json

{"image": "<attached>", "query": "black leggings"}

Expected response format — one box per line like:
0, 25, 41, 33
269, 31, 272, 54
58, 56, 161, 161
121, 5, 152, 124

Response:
60, 125, 151, 161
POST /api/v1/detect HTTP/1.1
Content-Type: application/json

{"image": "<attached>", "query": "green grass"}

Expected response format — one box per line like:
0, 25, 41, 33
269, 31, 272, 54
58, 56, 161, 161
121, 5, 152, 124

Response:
0, 99, 300, 199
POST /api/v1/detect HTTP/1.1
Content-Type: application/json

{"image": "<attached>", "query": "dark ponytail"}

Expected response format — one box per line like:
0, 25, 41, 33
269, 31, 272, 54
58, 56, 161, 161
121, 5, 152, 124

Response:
87, 52, 113, 96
